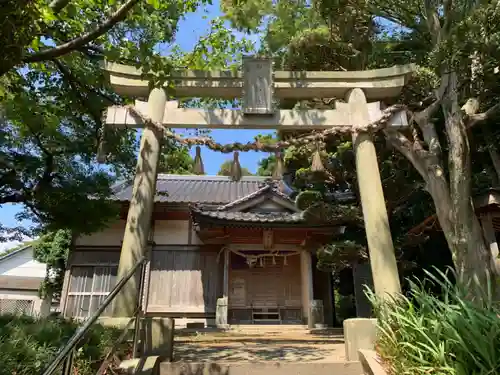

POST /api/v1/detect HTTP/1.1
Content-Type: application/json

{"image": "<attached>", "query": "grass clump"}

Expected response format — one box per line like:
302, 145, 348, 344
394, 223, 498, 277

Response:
0, 314, 129, 375
369, 269, 500, 375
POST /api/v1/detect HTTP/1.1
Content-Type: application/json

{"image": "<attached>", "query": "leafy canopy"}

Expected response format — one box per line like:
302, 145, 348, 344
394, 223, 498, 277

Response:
0, 0, 254, 241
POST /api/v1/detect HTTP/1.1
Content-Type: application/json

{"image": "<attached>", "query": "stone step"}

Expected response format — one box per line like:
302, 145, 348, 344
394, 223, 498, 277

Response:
229, 324, 310, 334
160, 361, 363, 375
173, 334, 346, 363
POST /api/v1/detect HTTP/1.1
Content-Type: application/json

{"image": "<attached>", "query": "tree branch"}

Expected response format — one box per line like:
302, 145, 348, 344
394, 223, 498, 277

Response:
0, 194, 25, 204
23, 129, 57, 194
468, 102, 500, 128
442, 0, 454, 37
383, 129, 428, 179
24, 0, 140, 63
412, 99, 443, 158
53, 59, 119, 106
413, 98, 442, 125
33, 153, 55, 194
423, 0, 442, 44
369, 3, 426, 37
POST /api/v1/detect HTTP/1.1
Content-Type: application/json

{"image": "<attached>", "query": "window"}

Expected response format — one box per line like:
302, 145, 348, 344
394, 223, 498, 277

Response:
65, 266, 118, 318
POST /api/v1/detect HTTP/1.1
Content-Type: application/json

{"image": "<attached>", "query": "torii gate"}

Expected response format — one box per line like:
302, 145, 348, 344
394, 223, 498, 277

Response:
102, 57, 414, 317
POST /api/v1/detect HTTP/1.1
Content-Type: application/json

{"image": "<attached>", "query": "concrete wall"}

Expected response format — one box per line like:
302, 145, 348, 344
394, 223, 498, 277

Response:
74, 219, 200, 247
0, 247, 51, 317
154, 220, 200, 245
74, 220, 127, 247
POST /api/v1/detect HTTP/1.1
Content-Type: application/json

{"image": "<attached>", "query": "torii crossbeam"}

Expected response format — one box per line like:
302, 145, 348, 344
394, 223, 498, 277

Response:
101, 57, 414, 318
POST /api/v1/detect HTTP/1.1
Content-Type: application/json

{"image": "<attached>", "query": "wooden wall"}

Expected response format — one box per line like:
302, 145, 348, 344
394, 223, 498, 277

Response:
147, 247, 222, 314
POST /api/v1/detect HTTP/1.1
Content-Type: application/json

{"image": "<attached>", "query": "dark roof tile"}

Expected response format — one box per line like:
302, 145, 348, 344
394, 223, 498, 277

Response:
112, 175, 275, 204
0, 276, 43, 291
191, 206, 305, 223
216, 181, 295, 211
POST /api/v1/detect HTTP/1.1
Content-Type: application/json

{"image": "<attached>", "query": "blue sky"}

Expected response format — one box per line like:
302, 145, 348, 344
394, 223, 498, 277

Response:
0, 0, 272, 244
172, 2, 273, 174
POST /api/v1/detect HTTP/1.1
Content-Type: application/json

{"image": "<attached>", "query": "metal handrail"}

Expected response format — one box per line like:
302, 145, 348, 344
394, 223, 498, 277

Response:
42, 255, 147, 375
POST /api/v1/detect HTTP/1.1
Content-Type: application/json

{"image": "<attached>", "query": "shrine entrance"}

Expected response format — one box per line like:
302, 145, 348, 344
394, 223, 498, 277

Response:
100, 57, 414, 327
227, 249, 302, 325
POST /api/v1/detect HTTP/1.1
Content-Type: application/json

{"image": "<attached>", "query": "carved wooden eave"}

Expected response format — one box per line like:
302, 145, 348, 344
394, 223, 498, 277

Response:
194, 226, 345, 246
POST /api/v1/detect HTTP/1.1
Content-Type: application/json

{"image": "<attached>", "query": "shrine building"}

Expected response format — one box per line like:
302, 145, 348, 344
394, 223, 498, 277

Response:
61, 174, 351, 327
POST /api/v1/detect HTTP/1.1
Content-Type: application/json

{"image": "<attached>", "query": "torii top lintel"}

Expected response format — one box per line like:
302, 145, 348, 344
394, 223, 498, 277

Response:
103, 57, 415, 102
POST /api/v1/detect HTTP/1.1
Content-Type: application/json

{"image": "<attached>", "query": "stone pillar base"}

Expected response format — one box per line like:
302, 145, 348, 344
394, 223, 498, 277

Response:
143, 317, 175, 361
309, 300, 324, 328
343, 318, 377, 361
216, 297, 228, 328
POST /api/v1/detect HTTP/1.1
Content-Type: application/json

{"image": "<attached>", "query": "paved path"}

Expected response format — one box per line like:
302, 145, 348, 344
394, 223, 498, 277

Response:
173, 330, 346, 362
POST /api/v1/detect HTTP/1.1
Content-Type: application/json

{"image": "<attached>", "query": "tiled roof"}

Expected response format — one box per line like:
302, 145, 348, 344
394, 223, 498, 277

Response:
191, 206, 305, 224
0, 275, 43, 291
216, 181, 295, 211
112, 174, 277, 204
0, 245, 32, 263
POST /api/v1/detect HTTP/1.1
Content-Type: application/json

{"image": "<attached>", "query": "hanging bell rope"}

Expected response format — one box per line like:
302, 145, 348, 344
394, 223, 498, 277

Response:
272, 151, 284, 180
230, 151, 242, 181
310, 141, 325, 172
192, 146, 205, 175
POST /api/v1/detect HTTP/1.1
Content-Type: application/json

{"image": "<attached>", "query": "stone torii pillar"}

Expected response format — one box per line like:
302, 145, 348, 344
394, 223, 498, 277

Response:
342, 88, 401, 362
112, 88, 166, 317
348, 88, 401, 298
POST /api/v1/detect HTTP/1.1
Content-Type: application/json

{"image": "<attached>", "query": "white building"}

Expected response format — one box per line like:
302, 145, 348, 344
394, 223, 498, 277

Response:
0, 245, 52, 317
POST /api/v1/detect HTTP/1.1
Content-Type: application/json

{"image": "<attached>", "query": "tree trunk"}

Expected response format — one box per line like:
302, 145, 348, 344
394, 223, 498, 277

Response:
426, 70, 499, 299
427, 171, 497, 299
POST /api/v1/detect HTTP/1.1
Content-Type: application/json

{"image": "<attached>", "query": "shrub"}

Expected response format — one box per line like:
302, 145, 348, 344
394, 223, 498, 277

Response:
0, 314, 128, 375
368, 269, 500, 375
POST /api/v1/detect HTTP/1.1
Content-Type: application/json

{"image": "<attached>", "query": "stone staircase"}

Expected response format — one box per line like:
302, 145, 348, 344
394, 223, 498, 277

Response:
160, 361, 363, 375
158, 325, 363, 375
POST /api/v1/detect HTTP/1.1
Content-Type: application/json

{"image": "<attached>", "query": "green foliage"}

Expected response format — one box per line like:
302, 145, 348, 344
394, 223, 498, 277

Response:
369, 270, 500, 375
158, 139, 195, 174
0, 314, 126, 375
318, 240, 368, 270
1, 0, 40, 77
334, 292, 357, 324
33, 229, 72, 300
257, 153, 276, 176
295, 190, 322, 210
217, 159, 254, 176
1, 0, 255, 240
223, 0, 484, 276
256, 134, 279, 176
